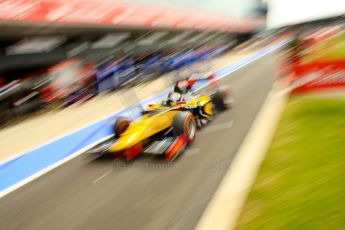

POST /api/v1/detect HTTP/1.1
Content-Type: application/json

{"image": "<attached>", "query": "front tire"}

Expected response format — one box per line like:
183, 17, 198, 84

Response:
113, 117, 130, 138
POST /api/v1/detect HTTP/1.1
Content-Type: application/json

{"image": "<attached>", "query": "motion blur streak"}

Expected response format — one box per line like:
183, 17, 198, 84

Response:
0, 50, 280, 230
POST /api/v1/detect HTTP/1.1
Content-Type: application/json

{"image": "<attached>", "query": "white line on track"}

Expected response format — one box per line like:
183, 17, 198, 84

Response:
200, 120, 234, 134
195, 91, 288, 230
185, 148, 200, 157
93, 169, 113, 183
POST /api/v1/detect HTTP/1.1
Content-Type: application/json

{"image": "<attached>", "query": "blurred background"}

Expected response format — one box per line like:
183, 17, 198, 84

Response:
0, 0, 267, 126
0, 0, 345, 229
0, 0, 343, 125
0, 0, 344, 127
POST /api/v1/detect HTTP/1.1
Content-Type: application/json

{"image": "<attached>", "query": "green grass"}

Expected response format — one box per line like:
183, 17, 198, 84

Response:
235, 96, 345, 230
303, 32, 345, 63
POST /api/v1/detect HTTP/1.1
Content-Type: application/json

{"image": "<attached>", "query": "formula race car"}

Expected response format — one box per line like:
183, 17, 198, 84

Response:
90, 76, 233, 161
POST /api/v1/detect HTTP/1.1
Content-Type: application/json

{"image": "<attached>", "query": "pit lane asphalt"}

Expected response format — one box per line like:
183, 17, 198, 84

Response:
0, 51, 279, 230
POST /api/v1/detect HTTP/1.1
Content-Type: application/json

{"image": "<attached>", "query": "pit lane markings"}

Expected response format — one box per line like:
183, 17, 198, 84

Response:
93, 169, 113, 183
200, 120, 234, 134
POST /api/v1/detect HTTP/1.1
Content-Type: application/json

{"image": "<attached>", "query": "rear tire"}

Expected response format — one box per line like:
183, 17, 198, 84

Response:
172, 112, 196, 143
113, 117, 130, 138
211, 88, 232, 111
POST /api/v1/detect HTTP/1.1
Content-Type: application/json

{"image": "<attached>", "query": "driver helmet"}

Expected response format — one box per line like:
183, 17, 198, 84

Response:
163, 91, 182, 106
168, 91, 181, 102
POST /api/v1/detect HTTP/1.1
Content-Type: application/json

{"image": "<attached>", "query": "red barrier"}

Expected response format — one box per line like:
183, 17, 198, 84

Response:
0, 0, 262, 31
292, 60, 345, 94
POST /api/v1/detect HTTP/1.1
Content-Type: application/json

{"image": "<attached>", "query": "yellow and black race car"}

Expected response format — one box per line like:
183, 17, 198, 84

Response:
89, 77, 233, 161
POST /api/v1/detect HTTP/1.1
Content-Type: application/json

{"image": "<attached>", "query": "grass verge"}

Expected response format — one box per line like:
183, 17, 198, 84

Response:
235, 96, 345, 230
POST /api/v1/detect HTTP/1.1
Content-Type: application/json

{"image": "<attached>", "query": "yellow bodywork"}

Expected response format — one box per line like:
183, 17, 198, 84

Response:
109, 94, 213, 152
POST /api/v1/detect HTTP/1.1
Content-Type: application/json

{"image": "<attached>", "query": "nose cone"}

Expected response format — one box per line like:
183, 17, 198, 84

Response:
109, 126, 145, 152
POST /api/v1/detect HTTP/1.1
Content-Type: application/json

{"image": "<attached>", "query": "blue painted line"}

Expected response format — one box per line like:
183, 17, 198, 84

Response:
0, 41, 289, 192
